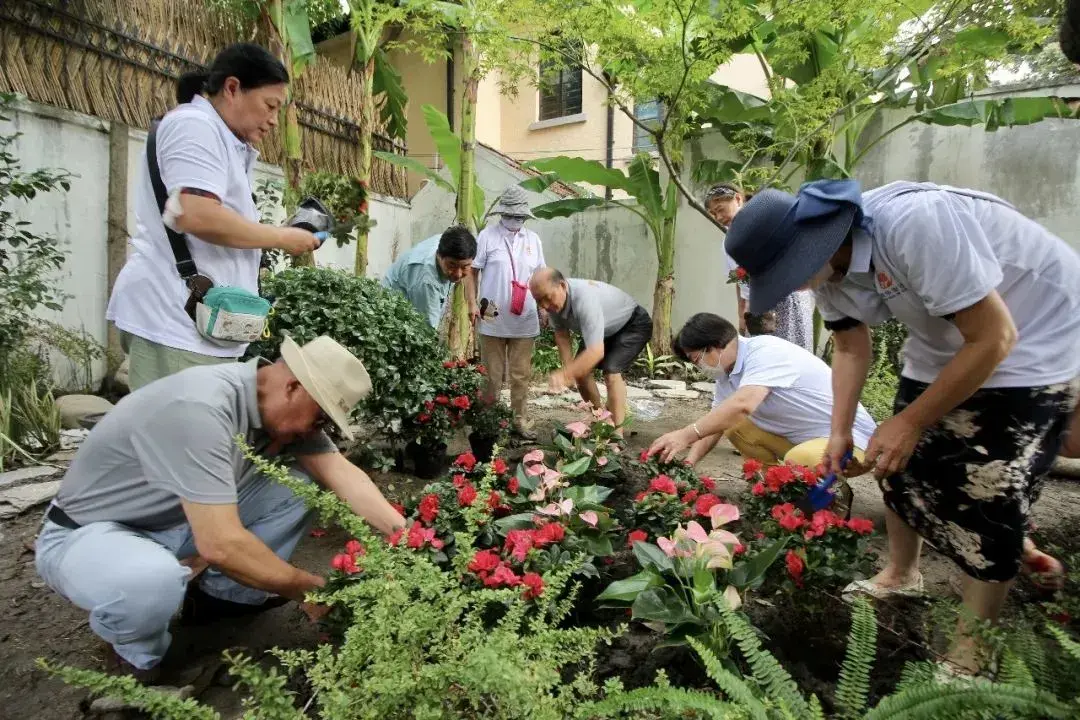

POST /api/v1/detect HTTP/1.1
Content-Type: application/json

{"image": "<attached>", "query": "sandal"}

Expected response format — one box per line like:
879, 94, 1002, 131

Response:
842, 572, 925, 602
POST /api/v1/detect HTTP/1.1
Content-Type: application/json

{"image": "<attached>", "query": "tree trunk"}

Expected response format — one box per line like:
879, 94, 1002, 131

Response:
651, 213, 676, 356
446, 35, 480, 359
354, 56, 376, 277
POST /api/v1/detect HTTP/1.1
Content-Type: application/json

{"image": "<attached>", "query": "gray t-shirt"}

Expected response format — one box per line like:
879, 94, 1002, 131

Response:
549, 278, 639, 347
55, 359, 336, 530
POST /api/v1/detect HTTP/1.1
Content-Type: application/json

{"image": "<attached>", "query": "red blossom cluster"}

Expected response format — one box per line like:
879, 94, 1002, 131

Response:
785, 550, 804, 587
634, 474, 725, 519
387, 521, 446, 551
626, 529, 649, 547
769, 503, 874, 539
467, 550, 545, 600
330, 539, 367, 575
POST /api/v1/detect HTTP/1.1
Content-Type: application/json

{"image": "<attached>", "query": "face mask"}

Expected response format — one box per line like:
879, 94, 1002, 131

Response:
501, 217, 525, 233
697, 352, 727, 381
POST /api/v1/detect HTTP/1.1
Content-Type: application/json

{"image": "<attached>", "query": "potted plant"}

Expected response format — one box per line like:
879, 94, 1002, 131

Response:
466, 399, 513, 462
404, 361, 485, 478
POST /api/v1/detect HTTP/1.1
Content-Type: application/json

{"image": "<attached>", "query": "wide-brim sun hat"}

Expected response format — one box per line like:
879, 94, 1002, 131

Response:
490, 184, 535, 218
280, 335, 372, 440
723, 179, 865, 315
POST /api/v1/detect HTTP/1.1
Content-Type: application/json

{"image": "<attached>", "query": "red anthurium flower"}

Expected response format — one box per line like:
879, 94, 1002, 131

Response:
522, 572, 544, 600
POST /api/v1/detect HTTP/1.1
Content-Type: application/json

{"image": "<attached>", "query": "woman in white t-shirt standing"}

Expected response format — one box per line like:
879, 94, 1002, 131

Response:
107, 43, 319, 390
466, 186, 546, 441
726, 179, 1080, 676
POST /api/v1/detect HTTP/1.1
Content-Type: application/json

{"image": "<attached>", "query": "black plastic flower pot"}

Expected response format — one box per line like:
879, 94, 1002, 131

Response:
406, 441, 447, 479
468, 432, 497, 463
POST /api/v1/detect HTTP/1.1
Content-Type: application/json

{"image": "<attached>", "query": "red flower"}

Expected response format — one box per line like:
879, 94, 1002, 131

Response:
633, 491, 647, 503
505, 530, 535, 561
309, 528, 327, 538
454, 452, 478, 472
754, 532, 765, 540
458, 483, 478, 507
417, 413, 431, 423
751, 482, 766, 497
700, 476, 717, 492
435, 395, 450, 405
522, 572, 544, 600
406, 521, 430, 549
735, 266, 748, 280
785, 550, 805, 587
846, 517, 874, 535
694, 494, 722, 517
485, 563, 522, 588
419, 494, 440, 524
535, 522, 566, 546
451, 395, 471, 410
733, 543, 747, 556
771, 503, 796, 520
331, 553, 360, 574
764, 464, 796, 492
424, 400, 435, 412
387, 528, 404, 546
627, 529, 648, 547
682, 509, 693, 518
487, 490, 503, 510
492, 458, 509, 475
344, 539, 365, 556
742, 459, 763, 479
443, 361, 455, 369
681, 490, 700, 505
507, 477, 520, 494
476, 364, 487, 375
639, 449, 651, 463
452, 473, 467, 488
798, 466, 819, 485
779, 512, 805, 532
468, 549, 501, 575
648, 475, 678, 495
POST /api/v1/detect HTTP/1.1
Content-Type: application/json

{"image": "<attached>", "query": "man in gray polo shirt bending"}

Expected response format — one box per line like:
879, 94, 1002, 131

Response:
530, 268, 652, 436
35, 335, 405, 682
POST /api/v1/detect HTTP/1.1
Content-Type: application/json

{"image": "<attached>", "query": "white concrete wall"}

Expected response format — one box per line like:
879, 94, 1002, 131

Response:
3, 99, 414, 390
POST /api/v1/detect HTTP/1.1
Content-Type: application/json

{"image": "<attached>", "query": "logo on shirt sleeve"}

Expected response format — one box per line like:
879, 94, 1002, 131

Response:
876, 271, 893, 289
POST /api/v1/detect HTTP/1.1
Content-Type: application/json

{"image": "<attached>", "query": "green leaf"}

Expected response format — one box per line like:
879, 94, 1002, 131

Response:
283, 0, 315, 75
597, 570, 664, 603
564, 485, 613, 506
373, 49, 408, 141
693, 565, 715, 598
915, 96, 1080, 131
582, 534, 614, 557
523, 156, 630, 190
632, 587, 700, 626
633, 541, 674, 574
531, 197, 610, 219
625, 153, 663, 222
494, 513, 537, 533
560, 455, 593, 477
421, 104, 461, 186
515, 461, 538, 492
553, 434, 574, 453
729, 537, 788, 588
517, 172, 562, 194
372, 151, 455, 193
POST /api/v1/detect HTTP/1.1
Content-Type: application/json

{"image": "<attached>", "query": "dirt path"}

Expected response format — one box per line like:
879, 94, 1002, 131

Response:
1, 398, 1077, 719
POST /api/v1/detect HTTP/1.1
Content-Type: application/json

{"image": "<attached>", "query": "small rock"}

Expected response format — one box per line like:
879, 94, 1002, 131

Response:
625, 386, 653, 399
692, 381, 716, 393
653, 389, 700, 400
529, 395, 557, 408
45, 450, 78, 463
89, 686, 194, 713
0, 466, 59, 489
647, 379, 686, 391
30, 580, 45, 589
0, 481, 61, 519
56, 395, 114, 430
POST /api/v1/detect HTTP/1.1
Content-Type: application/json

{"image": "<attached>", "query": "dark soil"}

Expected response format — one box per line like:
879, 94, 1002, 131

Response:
2, 398, 1078, 718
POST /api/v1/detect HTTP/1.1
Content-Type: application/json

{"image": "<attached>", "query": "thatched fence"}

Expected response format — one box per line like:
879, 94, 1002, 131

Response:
0, 0, 409, 198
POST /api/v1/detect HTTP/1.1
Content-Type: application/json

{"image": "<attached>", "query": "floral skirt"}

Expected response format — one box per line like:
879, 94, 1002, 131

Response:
882, 377, 1079, 582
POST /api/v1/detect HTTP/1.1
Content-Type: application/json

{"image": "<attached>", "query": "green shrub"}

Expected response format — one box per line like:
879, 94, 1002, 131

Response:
249, 267, 446, 445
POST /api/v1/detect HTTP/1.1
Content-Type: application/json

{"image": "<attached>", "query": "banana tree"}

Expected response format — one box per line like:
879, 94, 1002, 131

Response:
344, 0, 412, 277
520, 154, 680, 356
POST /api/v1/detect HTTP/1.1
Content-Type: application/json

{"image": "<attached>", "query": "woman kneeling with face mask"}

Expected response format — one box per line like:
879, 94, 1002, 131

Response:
646, 313, 877, 511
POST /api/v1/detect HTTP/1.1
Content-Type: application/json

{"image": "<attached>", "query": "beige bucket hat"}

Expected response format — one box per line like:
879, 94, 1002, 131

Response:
280, 335, 372, 440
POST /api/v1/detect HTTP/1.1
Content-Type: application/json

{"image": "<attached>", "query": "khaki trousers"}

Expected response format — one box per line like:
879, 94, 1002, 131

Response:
120, 331, 235, 391
480, 335, 535, 431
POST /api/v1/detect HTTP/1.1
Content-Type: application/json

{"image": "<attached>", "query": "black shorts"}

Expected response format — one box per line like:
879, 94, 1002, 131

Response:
577, 305, 652, 375
882, 377, 1078, 582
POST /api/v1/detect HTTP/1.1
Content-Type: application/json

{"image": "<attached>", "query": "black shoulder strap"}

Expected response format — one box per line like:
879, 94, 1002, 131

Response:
146, 120, 198, 281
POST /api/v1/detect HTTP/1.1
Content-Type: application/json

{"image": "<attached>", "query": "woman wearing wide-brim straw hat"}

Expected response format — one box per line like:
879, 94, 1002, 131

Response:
725, 178, 1080, 676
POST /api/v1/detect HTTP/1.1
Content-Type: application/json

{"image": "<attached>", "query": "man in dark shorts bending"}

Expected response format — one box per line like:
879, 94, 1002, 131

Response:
530, 268, 652, 436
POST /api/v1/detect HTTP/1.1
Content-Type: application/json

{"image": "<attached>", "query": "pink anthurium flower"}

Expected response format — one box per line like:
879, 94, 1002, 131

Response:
686, 521, 709, 544
657, 536, 677, 557
579, 510, 599, 527
537, 503, 561, 516
709, 503, 740, 529
526, 463, 546, 477
565, 421, 589, 438
701, 540, 734, 570
592, 408, 613, 422
523, 449, 545, 464
597, 456, 609, 467
528, 487, 547, 502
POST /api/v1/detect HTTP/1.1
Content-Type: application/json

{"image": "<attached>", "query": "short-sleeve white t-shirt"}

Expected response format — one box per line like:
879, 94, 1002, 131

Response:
814, 181, 1080, 388
107, 96, 262, 357
712, 335, 877, 448
472, 223, 546, 338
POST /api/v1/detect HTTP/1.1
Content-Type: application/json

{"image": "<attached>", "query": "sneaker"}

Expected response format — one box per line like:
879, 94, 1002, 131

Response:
180, 582, 290, 626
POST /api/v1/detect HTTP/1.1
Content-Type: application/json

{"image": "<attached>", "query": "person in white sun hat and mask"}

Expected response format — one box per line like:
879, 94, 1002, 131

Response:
34, 335, 405, 683
466, 185, 547, 441
725, 178, 1080, 677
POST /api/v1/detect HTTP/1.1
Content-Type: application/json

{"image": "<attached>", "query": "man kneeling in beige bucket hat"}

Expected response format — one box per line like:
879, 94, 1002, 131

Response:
34, 336, 405, 683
